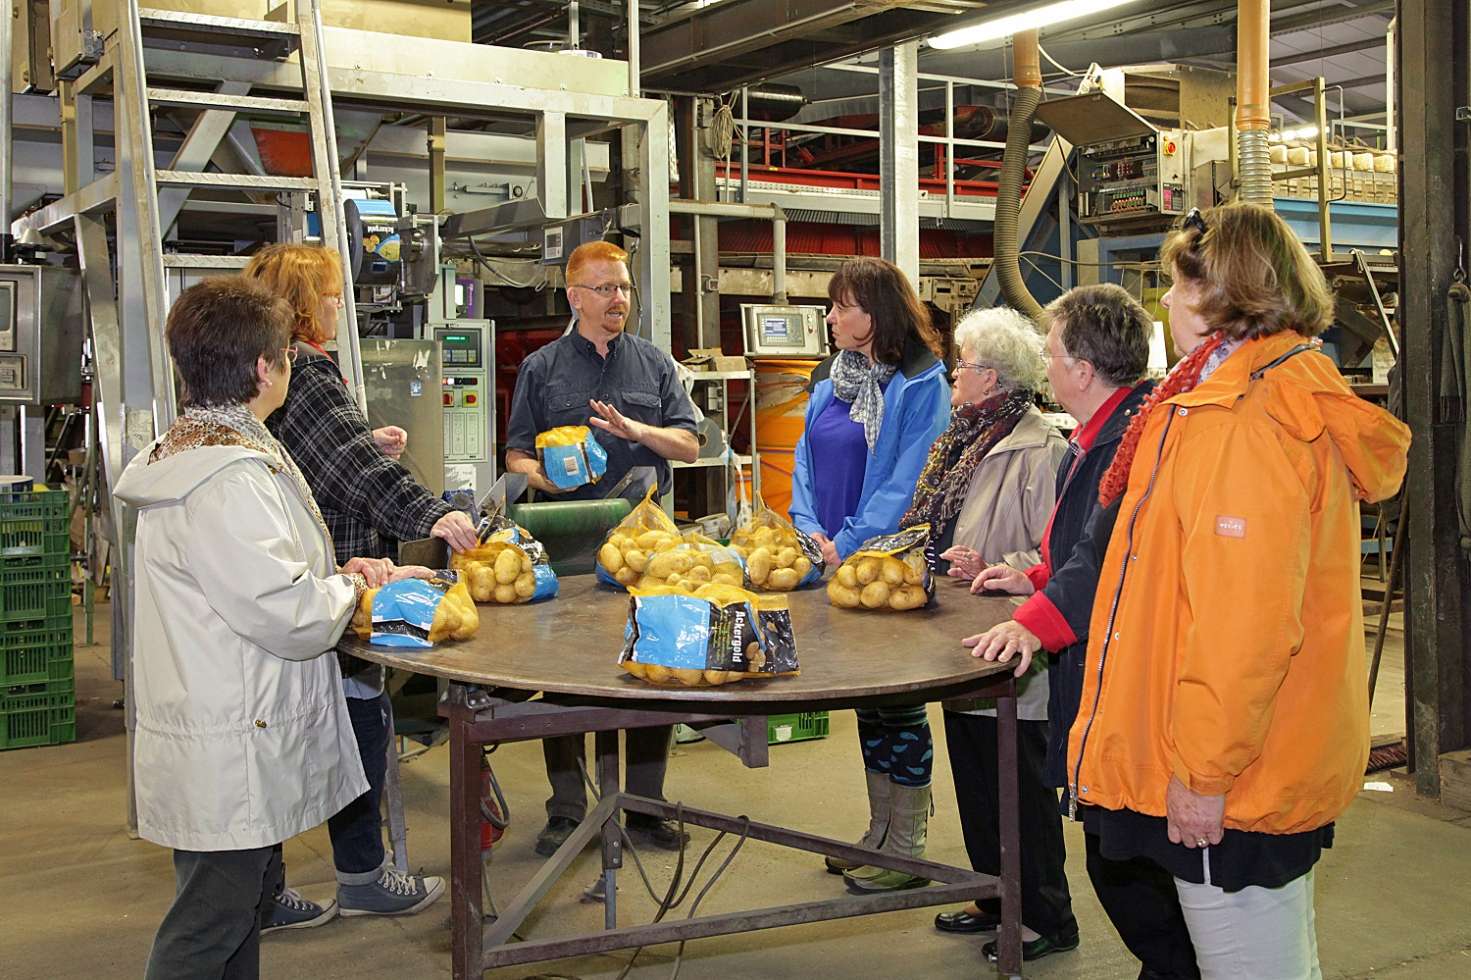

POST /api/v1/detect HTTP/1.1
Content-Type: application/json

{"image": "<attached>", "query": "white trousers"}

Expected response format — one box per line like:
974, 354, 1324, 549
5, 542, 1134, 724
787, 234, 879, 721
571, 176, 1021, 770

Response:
1174, 851, 1322, 980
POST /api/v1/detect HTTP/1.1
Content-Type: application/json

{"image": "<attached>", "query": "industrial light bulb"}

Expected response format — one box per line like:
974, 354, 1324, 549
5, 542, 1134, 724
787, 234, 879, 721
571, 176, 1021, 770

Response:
927, 0, 1142, 50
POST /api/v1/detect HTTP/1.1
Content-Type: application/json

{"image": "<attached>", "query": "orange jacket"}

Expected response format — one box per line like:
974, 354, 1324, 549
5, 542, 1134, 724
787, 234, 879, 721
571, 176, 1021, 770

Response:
1066, 333, 1410, 834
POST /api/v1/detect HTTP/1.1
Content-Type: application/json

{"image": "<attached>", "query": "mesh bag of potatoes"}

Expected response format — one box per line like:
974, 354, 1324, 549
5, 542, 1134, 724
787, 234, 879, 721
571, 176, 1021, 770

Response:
618, 581, 799, 687
450, 516, 559, 604
728, 497, 825, 591
827, 523, 934, 612
351, 574, 480, 647
596, 487, 746, 592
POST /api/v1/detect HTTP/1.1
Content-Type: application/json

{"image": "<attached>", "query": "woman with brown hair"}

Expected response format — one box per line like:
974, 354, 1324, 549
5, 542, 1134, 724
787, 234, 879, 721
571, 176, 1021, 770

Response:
1061, 204, 1409, 977
788, 256, 949, 893
241, 244, 478, 933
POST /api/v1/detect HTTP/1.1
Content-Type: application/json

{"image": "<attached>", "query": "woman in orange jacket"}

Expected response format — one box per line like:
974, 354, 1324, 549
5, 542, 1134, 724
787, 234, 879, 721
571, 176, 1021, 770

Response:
1065, 203, 1410, 979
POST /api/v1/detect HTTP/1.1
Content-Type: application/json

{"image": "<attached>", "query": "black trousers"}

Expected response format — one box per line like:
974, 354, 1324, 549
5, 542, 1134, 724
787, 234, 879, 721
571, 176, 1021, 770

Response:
543, 726, 673, 821
1085, 830, 1201, 980
942, 710, 1077, 940
146, 845, 279, 980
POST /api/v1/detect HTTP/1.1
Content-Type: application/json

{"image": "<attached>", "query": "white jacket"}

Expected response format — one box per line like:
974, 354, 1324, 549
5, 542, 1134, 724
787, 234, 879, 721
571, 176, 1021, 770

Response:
114, 443, 368, 852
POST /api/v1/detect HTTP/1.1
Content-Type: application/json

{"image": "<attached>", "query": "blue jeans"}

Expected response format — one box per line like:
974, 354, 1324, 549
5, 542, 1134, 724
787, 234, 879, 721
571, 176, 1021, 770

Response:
327, 692, 391, 883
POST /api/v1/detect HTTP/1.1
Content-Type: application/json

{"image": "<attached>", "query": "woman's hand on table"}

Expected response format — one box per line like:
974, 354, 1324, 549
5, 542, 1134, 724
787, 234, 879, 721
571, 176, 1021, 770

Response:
388, 564, 436, 583
961, 620, 1041, 678
1166, 776, 1225, 849
372, 426, 409, 459
940, 546, 983, 580
432, 510, 480, 553
970, 563, 1035, 596
810, 531, 841, 569
342, 556, 394, 587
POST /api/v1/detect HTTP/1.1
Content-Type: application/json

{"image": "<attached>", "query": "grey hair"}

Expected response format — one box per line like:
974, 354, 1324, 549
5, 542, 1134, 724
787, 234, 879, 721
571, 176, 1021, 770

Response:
952, 306, 1046, 392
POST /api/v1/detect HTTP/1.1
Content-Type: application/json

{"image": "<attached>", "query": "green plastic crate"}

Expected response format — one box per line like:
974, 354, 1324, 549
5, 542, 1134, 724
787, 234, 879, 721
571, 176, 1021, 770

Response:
0, 564, 72, 623
0, 618, 74, 687
767, 711, 830, 745
0, 489, 70, 562
0, 680, 76, 750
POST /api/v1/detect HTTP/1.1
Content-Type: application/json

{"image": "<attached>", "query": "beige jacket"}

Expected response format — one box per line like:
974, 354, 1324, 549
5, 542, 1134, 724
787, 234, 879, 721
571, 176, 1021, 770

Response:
946, 406, 1068, 720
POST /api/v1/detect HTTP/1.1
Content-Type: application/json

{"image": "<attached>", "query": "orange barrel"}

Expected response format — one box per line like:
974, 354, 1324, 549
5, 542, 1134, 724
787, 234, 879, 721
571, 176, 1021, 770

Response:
754, 358, 820, 520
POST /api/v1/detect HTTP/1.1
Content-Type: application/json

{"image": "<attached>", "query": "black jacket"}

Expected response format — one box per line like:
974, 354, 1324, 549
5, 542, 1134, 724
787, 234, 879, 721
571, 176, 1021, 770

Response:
1031, 381, 1153, 789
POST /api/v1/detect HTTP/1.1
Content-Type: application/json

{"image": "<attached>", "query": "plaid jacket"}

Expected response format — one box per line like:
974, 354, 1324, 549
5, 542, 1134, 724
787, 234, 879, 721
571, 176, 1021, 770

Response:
266, 349, 452, 566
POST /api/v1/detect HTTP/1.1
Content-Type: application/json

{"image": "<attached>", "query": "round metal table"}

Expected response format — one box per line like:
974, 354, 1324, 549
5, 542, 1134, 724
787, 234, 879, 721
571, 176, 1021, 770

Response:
340, 574, 1027, 978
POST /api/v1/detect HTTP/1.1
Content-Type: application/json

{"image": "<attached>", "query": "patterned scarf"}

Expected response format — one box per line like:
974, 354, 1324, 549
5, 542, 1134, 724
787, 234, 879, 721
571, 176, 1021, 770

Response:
902, 388, 1035, 529
830, 349, 899, 452
151, 403, 335, 552
1097, 333, 1241, 506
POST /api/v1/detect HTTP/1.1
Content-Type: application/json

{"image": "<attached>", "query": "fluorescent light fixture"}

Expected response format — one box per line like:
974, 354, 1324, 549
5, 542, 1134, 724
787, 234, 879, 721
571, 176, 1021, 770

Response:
928, 0, 1140, 50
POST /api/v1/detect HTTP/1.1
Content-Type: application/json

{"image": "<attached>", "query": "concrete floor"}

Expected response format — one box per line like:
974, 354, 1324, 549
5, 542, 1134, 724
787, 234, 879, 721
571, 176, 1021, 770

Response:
4, 605, 1469, 980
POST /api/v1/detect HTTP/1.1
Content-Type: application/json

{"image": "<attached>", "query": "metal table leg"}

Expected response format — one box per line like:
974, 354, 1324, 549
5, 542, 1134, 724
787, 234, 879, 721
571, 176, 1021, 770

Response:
448, 685, 484, 980
382, 694, 410, 873
996, 690, 1023, 978
596, 728, 622, 930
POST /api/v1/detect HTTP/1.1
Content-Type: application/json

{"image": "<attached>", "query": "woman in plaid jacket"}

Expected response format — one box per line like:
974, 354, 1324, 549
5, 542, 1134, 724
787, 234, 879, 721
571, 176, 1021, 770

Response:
244, 244, 479, 931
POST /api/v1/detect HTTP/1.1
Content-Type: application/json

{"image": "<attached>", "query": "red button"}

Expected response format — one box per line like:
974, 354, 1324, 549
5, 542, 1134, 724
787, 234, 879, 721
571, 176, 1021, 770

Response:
443, 392, 453, 406
465, 393, 477, 405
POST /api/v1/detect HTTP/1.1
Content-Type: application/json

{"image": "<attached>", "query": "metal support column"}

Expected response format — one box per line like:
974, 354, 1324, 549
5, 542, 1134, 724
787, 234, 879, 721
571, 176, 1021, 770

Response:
1398, 0, 1471, 795
536, 111, 569, 222
880, 42, 920, 282
675, 97, 721, 349
428, 116, 447, 214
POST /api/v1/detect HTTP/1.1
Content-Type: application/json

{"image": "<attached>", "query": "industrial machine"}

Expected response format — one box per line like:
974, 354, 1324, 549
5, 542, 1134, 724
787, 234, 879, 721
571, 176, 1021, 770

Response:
361, 338, 445, 497
434, 321, 495, 495
0, 266, 86, 405
1035, 91, 1229, 230
740, 303, 828, 358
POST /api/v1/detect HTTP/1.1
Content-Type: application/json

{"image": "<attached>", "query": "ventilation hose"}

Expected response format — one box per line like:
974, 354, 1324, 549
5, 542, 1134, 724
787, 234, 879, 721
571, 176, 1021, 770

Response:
994, 84, 1044, 319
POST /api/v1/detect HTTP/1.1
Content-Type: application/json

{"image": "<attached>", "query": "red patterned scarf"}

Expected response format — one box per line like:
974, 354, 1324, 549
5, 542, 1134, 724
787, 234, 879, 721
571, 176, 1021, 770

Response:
1097, 333, 1227, 507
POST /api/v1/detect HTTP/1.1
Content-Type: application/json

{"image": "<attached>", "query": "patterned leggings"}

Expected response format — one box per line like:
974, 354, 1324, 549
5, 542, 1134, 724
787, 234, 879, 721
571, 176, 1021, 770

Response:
855, 706, 933, 787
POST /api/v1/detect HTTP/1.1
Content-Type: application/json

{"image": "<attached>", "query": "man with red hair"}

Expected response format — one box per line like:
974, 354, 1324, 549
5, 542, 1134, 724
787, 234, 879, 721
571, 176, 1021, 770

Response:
505, 239, 699, 856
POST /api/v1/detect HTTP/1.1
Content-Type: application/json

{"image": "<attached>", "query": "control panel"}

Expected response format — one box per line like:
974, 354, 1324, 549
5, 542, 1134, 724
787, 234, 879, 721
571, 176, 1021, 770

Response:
433, 321, 495, 494
1077, 129, 1189, 227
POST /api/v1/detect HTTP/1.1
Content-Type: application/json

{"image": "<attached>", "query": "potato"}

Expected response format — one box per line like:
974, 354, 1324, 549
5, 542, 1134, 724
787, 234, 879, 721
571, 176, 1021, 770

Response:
903, 554, 925, 586
646, 552, 678, 580
703, 669, 734, 685
636, 530, 670, 550
665, 572, 683, 587
514, 572, 536, 598
643, 663, 673, 684
855, 558, 880, 586
753, 526, 778, 547
609, 533, 635, 551
672, 667, 704, 687
747, 547, 773, 585
836, 564, 859, 589
520, 552, 534, 574
429, 600, 461, 641
860, 580, 891, 608
685, 564, 711, 583
827, 580, 862, 608
771, 546, 795, 570
494, 584, 519, 604
625, 548, 649, 573
667, 551, 693, 575
713, 561, 743, 580
766, 567, 801, 591
451, 597, 480, 640
493, 549, 521, 585
615, 567, 639, 586
890, 584, 927, 611
712, 572, 742, 587
470, 564, 495, 602
655, 537, 680, 552
622, 661, 648, 680
598, 543, 624, 573
880, 557, 906, 587
793, 556, 812, 580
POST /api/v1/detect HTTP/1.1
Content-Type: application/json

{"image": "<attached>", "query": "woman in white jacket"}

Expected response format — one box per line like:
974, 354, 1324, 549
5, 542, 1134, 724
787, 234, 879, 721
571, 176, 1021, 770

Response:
115, 277, 423, 980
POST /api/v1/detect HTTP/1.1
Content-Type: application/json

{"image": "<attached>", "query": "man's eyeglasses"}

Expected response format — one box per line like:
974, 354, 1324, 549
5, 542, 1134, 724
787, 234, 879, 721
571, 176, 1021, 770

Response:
1182, 208, 1208, 236
571, 283, 632, 298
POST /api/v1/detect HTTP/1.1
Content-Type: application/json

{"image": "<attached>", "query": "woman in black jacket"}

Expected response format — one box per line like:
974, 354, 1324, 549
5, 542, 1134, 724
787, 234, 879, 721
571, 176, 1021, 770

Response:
244, 244, 479, 933
955, 285, 1197, 979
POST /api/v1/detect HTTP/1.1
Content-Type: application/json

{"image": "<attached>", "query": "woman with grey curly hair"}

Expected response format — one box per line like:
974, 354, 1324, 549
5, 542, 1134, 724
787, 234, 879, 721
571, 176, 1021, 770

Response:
899, 305, 1080, 962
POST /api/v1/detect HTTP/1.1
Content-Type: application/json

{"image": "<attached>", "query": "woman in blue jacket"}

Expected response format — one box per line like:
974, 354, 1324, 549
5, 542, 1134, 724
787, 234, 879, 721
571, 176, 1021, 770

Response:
789, 256, 950, 892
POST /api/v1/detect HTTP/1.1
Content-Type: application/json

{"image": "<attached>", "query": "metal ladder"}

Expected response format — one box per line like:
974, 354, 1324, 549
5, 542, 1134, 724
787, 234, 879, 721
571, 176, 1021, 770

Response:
109, 0, 366, 421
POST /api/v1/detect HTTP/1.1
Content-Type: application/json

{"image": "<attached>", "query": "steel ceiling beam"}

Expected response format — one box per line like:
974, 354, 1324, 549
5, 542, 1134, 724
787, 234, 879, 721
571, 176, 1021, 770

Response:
1271, 35, 1387, 67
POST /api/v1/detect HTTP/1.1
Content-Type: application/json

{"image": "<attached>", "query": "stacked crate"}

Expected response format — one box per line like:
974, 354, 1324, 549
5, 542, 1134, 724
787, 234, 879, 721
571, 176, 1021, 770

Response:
1, 488, 75, 750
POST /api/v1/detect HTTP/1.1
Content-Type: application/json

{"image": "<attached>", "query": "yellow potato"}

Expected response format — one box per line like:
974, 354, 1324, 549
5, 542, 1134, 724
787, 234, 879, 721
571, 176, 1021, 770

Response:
598, 543, 624, 573
470, 564, 495, 602
703, 669, 734, 685
793, 556, 812, 580
643, 663, 673, 684
514, 572, 536, 598
685, 565, 711, 583
836, 564, 859, 589
667, 551, 693, 575
855, 558, 880, 586
609, 533, 635, 551
429, 600, 462, 641
774, 546, 798, 569
827, 580, 862, 608
712, 572, 742, 587
766, 567, 801, 591
665, 572, 683, 587
520, 553, 533, 574
452, 597, 480, 640
614, 567, 639, 586
672, 666, 704, 687
890, 584, 927, 611
860, 580, 891, 608
713, 561, 744, 580
624, 548, 649, 573
493, 549, 521, 585
881, 557, 906, 587
655, 538, 680, 552
753, 526, 778, 547
494, 584, 518, 604
636, 530, 669, 550
903, 554, 925, 586
747, 547, 773, 585
622, 661, 649, 680
646, 552, 678, 580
